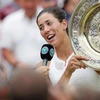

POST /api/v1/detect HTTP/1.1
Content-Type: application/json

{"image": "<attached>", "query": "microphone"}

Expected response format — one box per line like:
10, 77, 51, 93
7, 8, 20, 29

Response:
40, 44, 54, 66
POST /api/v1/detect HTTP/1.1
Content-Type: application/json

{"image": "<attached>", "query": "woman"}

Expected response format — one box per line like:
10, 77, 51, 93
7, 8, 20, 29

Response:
36, 7, 99, 88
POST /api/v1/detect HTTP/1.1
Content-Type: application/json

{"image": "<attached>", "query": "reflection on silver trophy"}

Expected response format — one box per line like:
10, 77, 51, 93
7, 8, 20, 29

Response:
69, 0, 100, 70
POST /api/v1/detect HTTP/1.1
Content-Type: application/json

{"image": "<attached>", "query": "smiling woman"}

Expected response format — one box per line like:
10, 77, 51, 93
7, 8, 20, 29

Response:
36, 7, 67, 47
36, 7, 100, 90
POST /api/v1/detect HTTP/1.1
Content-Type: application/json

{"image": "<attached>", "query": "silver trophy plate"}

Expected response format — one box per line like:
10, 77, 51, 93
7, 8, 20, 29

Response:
69, 0, 100, 70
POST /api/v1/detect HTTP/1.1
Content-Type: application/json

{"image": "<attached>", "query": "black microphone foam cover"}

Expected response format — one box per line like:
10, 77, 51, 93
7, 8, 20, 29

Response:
40, 44, 54, 61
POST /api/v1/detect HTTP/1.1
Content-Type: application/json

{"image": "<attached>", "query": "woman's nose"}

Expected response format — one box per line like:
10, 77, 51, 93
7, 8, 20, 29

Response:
44, 25, 50, 32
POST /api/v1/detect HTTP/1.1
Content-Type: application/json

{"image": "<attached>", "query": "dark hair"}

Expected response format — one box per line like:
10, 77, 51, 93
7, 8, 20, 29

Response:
36, 6, 66, 24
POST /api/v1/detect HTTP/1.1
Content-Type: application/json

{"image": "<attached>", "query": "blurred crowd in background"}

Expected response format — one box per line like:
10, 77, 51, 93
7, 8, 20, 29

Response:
0, 0, 79, 21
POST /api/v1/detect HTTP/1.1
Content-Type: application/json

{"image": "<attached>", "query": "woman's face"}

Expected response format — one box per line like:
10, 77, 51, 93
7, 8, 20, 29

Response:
37, 13, 67, 47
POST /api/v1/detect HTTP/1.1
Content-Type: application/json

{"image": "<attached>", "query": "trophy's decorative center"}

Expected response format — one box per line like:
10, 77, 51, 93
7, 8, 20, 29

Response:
88, 12, 100, 52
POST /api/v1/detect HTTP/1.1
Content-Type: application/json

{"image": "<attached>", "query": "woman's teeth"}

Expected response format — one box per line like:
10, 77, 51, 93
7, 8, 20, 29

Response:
47, 34, 55, 40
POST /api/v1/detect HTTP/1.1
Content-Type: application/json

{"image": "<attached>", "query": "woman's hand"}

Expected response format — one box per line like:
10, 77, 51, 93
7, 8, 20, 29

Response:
65, 55, 89, 76
36, 66, 50, 79
58, 55, 89, 86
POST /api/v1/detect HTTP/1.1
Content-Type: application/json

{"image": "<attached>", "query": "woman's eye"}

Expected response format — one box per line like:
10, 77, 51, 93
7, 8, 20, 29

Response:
47, 22, 52, 25
39, 26, 43, 30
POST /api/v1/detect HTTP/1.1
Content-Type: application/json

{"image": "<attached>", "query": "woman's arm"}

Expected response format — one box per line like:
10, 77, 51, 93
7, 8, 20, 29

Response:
58, 55, 88, 87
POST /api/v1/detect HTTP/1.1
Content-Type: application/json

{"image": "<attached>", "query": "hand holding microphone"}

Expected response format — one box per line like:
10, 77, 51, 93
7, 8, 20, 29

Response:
36, 44, 54, 80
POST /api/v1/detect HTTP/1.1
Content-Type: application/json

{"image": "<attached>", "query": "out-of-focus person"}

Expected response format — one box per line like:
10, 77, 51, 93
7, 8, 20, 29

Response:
62, 0, 80, 21
0, 0, 13, 9
0, 21, 7, 80
40, 0, 57, 8
56, 0, 64, 8
0, 0, 46, 79
0, 72, 10, 100
8, 68, 49, 100
0, 0, 20, 21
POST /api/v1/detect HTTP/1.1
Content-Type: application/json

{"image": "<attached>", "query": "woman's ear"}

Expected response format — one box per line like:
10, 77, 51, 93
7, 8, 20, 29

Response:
62, 19, 68, 31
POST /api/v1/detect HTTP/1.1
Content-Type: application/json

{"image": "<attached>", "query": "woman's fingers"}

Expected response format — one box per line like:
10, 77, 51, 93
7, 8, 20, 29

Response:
43, 72, 49, 79
36, 66, 50, 79
69, 55, 88, 68
73, 55, 89, 61
72, 63, 86, 69
36, 66, 49, 74
72, 59, 87, 69
67, 55, 88, 74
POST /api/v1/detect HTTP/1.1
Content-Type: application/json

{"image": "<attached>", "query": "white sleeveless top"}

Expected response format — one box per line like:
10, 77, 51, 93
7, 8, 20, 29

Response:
49, 53, 74, 85
49, 53, 100, 89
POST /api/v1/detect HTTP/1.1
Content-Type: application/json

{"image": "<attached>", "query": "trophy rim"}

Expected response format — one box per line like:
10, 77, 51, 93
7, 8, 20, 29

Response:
68, 0, 100, 70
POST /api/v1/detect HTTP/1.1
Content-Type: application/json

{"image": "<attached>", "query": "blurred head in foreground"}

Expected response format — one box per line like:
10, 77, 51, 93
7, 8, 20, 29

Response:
8, 68, 49, 100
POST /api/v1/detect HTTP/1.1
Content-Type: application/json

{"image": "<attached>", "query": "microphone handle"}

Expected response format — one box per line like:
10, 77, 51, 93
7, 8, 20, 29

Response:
42, 59, 48, 66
